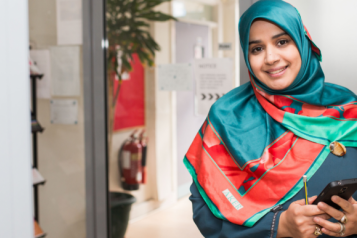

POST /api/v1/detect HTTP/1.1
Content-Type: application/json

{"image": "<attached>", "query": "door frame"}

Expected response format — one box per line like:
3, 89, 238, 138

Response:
83, 0, 110, 237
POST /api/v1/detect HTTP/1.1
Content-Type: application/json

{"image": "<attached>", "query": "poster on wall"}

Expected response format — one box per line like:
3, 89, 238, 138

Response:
194, 58, 233, 116
50, 99, 78, 124
50, 46, 80, 96
113, 54, 145, 131
157, 63, 193, 91
30, 50, 52, 99
56, 0, 83, 45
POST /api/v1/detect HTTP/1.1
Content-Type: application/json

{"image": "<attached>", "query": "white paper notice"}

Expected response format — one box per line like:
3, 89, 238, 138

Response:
30, 50, 52, 99
158, 63, 193, 91
194, 58, 233, 116
50, 46, 80, 96
56, 0, 83, 45
50, 99, 78, 124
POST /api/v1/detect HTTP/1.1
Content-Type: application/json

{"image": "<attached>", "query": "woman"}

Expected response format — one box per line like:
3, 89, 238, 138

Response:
184, 1, 357, 237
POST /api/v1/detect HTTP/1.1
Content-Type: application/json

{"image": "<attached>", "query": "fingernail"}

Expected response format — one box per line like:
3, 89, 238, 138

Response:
332, 196, 338, 202
314, 217, 320, 222
318, 202, 325, 208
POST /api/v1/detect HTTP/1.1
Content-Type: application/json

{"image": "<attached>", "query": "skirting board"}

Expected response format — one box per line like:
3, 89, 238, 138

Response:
129, 193, 177, 222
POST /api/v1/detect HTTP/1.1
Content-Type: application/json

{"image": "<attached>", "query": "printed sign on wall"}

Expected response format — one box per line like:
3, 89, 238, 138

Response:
157, 63, 193, 91
50, 99, 78, 124
194, 58, 233, 116
218, 43, 232, 51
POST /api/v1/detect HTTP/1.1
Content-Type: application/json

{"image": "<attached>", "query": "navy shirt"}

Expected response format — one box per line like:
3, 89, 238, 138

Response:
190, 147, 357, 238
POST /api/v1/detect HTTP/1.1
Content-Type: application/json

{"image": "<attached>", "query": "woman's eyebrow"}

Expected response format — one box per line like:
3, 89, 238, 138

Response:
249, 32, 288, 45
272, 32, 288, 39
249, 39, 261, 45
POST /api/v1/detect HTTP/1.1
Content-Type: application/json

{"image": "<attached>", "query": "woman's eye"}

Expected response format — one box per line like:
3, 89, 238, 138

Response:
252, 47, 262, 53
278, 39, 289, 46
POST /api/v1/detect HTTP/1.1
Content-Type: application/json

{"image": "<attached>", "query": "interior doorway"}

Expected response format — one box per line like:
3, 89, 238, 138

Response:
174, 21, 210, 198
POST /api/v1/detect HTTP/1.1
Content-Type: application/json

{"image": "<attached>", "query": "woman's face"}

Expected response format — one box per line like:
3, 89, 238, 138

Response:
248, 20, 301, 91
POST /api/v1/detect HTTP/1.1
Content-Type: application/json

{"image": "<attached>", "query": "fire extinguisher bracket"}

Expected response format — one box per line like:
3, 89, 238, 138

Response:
122, 183, 139, 191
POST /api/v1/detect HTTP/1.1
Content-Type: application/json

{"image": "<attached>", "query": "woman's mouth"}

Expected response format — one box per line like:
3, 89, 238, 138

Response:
266, 66, 288, 77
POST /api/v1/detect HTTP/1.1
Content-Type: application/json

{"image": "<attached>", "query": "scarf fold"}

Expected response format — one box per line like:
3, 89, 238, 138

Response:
184, 0, 357, 227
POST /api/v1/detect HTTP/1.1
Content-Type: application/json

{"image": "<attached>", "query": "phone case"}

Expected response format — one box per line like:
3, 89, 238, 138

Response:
312, 178, 357, 210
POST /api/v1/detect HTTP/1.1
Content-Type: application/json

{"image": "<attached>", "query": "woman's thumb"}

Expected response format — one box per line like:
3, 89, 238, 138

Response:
309, 195, 318, 204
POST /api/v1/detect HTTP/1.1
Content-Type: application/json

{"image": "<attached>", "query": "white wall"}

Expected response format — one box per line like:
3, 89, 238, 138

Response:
239, 0, 259, 85
0, 0, 33, 237
222, 0, 239, 86
285, 0, 357, 93
153, 2, 176, 202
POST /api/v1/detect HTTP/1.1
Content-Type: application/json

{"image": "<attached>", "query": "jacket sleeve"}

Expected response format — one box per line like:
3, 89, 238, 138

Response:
189, 182, 283, 238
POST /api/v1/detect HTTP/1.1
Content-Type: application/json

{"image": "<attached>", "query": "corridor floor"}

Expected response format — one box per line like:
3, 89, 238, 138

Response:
125, 196, 203, 238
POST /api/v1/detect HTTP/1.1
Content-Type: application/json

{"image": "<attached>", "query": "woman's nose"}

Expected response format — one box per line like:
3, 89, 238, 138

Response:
265, 48, 280, 65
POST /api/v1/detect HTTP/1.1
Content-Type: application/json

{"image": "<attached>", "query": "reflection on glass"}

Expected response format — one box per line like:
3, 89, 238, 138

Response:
105, 1, 176, 237
106, 1, 147, 235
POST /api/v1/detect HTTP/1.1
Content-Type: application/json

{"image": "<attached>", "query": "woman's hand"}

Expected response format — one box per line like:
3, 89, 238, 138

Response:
277, 196, 330, 238
314, 196, 357, 236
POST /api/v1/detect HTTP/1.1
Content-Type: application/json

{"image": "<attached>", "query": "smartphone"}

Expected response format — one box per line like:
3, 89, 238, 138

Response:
312, 178, 357, 210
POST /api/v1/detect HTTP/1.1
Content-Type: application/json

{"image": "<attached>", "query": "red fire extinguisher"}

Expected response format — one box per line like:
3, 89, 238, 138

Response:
119, 130, 142, 190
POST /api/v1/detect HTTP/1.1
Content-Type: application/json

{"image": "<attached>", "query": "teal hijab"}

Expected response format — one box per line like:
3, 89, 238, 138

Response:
209, 0, 357, 168
239, 0, 352, 105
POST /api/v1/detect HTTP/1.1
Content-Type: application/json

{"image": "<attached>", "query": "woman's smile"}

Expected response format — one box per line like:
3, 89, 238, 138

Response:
265, 65, 288, 77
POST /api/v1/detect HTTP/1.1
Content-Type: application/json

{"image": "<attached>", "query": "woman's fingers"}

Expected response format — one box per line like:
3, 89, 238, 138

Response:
317, 201, 345, 221
314, 217, 342, 233
315, 214, 331, 220
301, 205, 325, 216
321, 227, 341, 237
348, 196, 357, 204
332, 196, 354, 214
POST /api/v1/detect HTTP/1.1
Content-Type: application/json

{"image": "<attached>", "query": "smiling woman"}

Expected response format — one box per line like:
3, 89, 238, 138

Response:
248, 20, 301, 91
184, 1, 357, 238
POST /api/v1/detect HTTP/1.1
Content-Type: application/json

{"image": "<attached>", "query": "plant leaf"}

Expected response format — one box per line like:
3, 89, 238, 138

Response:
137, 11, 177, 21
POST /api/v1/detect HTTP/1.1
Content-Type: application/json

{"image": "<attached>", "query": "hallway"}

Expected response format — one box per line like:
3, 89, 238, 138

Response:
125, 196, 203, 238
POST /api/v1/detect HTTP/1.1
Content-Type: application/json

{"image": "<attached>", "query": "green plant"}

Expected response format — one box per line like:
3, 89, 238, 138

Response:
106, 0, 177, 82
